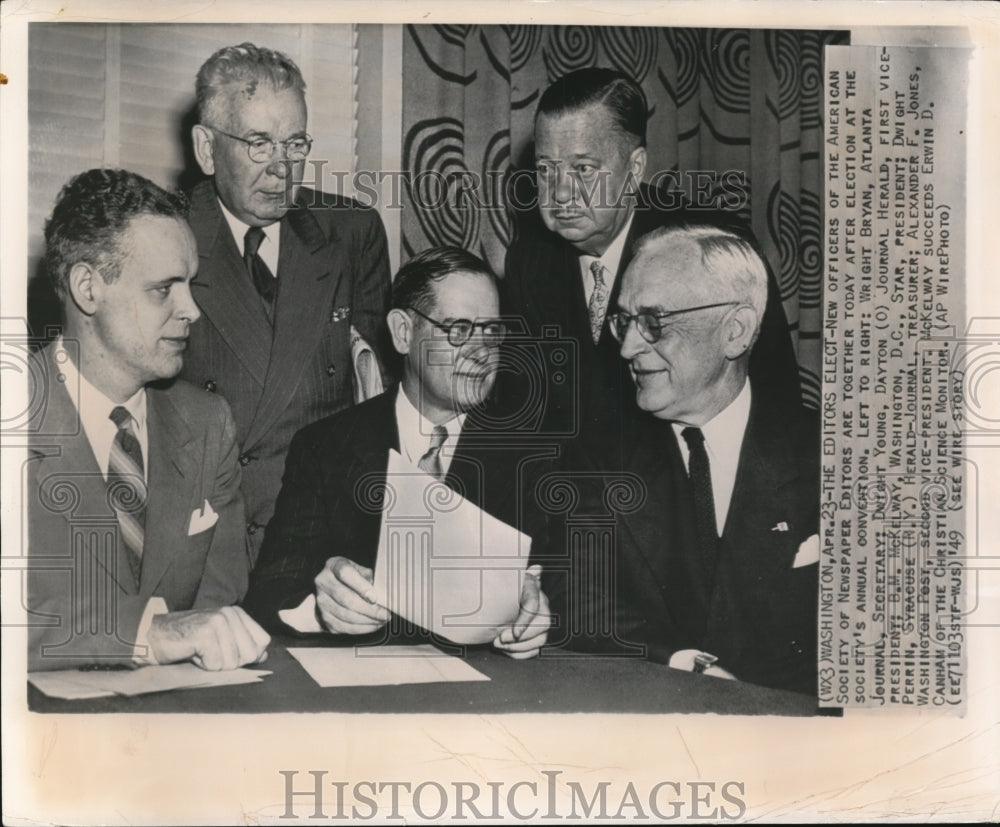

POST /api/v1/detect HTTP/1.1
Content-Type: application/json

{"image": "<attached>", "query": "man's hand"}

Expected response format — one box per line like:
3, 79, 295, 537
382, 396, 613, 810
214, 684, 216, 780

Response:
147, 606, 270, 670
493, 566, 551, 659
315, 556, 389, 635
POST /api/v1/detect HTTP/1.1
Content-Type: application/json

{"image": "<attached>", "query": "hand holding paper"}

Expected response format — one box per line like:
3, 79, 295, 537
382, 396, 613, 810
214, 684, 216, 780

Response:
315, 556, 390, 634
493, 565, 551, 659
147, 606, 270, 670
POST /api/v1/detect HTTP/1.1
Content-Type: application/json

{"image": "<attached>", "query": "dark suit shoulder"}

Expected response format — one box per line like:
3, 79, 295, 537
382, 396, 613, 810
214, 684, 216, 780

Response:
294, 187, 384, 226
289, 389, 394, 454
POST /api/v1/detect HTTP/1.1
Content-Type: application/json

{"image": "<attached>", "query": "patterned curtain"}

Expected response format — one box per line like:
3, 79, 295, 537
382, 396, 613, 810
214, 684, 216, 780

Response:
401, 26, 849, 408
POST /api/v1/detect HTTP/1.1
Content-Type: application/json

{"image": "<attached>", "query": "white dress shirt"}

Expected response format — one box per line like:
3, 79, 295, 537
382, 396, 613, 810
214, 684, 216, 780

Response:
54, 338, 148, 480
577, 211, 635, 304
219, 199, 281, 276
53, 338, 164, 662
671, 381, 752, 535
395, 385, 465, 477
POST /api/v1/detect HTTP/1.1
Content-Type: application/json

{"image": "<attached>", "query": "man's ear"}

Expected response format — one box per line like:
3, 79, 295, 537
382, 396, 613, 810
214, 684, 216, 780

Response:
629, 145, 648, 182
191, 124, 216, 176
387, 308, 413, 355
66, 262, 100, 316
723, 304, 759, 360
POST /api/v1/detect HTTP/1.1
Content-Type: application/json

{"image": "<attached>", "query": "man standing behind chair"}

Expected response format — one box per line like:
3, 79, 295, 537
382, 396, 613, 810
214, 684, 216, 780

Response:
544, 225, 819, 694
244, 248, 549, 658
27, 168, 268, 672
181, 43, 392, 563
500, 68, 800, 447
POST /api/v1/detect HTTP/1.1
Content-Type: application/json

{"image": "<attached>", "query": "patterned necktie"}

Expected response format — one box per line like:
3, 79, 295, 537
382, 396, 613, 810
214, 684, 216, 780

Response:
587, 260, 610, 344
108, 405, 146, 585
417, 425, 449, 482
681, 426, 719, 572
243, 226, 276, 317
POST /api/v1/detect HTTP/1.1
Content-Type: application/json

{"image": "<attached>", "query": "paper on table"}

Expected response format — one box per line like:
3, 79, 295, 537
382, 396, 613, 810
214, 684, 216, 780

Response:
288, 645, 490, 687
28, 663, 271, 700
371, 449, 530, 644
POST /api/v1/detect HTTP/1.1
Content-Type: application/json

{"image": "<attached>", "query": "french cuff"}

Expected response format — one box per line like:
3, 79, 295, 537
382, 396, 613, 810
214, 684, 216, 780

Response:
278, 593, 324, 633
668, 648, 718, 673
132, 597, 169, 665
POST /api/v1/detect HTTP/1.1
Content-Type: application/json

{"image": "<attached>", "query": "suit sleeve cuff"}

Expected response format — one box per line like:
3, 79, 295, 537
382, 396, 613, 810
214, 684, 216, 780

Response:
132, 597, 169, 665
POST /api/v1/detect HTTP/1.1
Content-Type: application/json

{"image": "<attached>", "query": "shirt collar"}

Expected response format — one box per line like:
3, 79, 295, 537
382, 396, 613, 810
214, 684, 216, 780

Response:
55, 337, 147, 433
579, 210, 635, 285
671, 379, 751, 462
394, 384, 465, 466
218, 198, 280, 257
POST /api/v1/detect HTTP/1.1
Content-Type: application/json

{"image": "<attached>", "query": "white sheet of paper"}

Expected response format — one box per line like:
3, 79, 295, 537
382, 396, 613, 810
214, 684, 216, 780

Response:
288, 645, 490, 687
28, 664, 271, 699
371, 449, 530, 644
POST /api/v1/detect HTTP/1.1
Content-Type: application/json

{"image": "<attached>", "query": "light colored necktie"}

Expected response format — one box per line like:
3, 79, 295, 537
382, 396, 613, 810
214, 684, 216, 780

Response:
587, 260, 610, 344
417, 425, 449, 482
108, 405, 146, 585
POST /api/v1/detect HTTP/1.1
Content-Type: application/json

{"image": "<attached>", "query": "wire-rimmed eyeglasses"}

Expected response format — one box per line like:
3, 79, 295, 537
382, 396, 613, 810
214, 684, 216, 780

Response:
408, 306, 507, 347
206, 126, 313, 163
607, 302, 740, 344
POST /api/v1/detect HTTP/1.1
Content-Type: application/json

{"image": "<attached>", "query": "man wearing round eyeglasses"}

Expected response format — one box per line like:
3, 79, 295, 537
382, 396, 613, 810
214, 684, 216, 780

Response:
180, 43, 392, 565
244, 247, 550, 660
546, 225, 819, 695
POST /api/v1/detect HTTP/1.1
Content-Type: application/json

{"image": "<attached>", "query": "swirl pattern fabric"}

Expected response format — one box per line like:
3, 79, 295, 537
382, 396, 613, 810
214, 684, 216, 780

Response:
402, 25, 848, 409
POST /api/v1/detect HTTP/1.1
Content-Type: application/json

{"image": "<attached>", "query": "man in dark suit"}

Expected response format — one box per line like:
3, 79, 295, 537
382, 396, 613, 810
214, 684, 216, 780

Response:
244, 247, 550, 658
26, 168, 269, 672
500, 68, 800, 448
180, 43, 392, 563
543, 225, 819, 695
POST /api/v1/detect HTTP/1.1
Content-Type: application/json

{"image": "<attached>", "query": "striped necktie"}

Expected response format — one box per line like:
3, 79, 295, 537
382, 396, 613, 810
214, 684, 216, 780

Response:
244, 225, 276, 319
108, 405, 146, 586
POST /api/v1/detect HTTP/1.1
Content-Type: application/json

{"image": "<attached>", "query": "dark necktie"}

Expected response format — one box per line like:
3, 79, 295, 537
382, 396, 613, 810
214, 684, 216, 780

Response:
108, 405, 146, 586
417, 425, 449, 482
681, 426, 719, 574
243, 226, 276, 317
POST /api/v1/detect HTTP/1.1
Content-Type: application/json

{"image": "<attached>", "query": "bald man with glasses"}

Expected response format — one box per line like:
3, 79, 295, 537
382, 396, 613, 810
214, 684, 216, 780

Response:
543, 225, 820, 695
179, 43, 392, 566
243, 247, 550, 659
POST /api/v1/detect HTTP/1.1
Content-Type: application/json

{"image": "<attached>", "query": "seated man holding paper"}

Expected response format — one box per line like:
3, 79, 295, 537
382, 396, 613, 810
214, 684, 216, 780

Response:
26, 169, 269, 672
542, 225, 819, 694
244, 247, 550, 658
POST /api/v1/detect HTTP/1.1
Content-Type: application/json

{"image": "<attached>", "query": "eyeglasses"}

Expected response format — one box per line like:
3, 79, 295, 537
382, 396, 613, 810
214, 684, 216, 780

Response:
408, 306, 507, 347
206, 126, 313, 163
607, 302, 740, 344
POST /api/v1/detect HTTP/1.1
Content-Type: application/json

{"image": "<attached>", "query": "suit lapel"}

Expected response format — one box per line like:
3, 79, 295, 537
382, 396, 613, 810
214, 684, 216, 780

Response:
188, 182, 272, 385
140, 388, 200, 597
245, 200, 343, 449
721, 402, 803, 577
32, 348, 136, 594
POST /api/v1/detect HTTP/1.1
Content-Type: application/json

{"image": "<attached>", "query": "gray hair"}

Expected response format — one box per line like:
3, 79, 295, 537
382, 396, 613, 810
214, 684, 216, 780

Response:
196, 42, 306, 127
632, 224, 768, 326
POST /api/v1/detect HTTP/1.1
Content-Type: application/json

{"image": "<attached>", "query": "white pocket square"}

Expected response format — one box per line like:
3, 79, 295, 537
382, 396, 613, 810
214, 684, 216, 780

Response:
793, 534, 820, 568
188, 500, 218, 535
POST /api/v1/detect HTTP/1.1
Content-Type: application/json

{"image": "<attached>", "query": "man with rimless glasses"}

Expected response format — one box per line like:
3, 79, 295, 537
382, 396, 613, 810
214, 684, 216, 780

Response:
179, 43, 392, 566
244, 247, 550, 659
544, 225, 819, 695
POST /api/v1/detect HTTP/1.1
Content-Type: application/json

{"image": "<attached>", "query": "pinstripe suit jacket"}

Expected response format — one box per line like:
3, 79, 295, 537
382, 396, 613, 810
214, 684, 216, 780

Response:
179, 181, 391, 563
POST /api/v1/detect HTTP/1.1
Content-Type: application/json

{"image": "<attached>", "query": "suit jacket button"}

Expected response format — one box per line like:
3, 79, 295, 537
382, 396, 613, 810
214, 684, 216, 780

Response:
204, 380, 217, 392
247, 522, 258, 536
326, 364, 336, 376
239, 453, 251, 466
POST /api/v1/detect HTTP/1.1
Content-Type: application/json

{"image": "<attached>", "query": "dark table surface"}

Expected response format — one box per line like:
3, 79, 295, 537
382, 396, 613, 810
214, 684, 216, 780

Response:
28, 634, 821, 715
